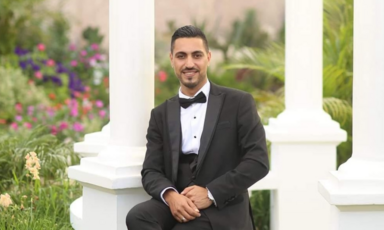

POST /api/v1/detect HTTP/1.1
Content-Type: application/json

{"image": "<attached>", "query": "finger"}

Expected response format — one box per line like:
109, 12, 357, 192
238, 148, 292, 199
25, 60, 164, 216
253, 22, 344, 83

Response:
181, 186, 195, 195
180, 209, 196, 221
185, 200, 201, 217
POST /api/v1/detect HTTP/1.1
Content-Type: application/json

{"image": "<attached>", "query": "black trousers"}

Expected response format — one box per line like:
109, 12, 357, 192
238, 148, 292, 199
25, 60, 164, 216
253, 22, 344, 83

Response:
126, 154, 212, 230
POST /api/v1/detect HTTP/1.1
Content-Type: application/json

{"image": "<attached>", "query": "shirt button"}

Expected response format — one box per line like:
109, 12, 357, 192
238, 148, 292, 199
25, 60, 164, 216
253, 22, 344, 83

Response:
194, 136, 196, 138
194, 116, 196, 119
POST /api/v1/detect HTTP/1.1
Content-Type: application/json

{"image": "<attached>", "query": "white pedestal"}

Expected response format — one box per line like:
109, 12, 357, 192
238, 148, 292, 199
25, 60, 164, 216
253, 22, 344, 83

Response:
74, 123, 110, 157
68, 147, 151, 230
267, 110, 346, 230
319, 158, 384, 230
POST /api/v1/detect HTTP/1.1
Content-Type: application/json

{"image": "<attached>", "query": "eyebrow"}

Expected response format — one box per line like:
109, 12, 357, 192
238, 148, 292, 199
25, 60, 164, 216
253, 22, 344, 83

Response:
174, 50, 204, 56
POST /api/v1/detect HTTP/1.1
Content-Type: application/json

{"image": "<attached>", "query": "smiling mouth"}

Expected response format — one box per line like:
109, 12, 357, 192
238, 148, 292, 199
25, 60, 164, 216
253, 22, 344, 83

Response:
182, 70, 198, 77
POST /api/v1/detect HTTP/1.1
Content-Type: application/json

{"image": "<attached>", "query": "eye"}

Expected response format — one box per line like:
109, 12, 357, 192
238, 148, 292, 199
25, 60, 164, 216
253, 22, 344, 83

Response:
176, 54, 185, 59
194, 53, 202, 58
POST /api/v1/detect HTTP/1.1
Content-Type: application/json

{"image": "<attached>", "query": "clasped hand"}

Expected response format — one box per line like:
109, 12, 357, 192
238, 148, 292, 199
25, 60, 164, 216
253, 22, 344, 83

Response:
164, 185, 213, 223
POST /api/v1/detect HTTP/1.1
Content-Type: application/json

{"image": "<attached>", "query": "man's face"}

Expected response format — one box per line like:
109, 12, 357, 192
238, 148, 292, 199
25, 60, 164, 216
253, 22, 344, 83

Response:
170, 38, 211, 91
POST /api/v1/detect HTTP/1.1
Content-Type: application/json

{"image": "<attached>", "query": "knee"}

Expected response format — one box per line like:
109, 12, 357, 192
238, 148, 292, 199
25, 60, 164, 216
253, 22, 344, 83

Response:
126, 203, 144, 228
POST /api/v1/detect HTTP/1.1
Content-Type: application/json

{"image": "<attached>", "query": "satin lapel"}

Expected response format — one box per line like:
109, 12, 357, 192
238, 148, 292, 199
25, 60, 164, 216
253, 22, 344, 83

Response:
167, 97, 181, 183
196, 85, 224, 173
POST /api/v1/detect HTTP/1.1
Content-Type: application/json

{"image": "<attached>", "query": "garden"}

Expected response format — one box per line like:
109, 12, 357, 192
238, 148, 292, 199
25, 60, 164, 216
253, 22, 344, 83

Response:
0, 0, 353, 229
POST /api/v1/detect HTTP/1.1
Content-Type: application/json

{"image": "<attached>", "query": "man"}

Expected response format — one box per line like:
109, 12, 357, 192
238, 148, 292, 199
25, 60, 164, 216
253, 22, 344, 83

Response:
127, 25, 269, 230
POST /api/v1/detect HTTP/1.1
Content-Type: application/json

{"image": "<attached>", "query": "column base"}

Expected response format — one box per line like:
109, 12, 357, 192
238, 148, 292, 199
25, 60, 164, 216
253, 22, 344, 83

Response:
319, 158, 384, 206
266, 109, 347, 143
74, 123, 110, 157
68, 145, 149, 230
328, 205, 384, 230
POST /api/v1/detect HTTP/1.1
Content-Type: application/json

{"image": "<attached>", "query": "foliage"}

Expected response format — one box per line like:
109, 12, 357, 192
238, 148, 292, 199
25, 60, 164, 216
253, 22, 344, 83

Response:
82, 26, 104, 45
250, 190, 270, 230
0, 126, 79, 191
0, 127, 81, 229
0, 0, 70, 60
0, 66, 49, 123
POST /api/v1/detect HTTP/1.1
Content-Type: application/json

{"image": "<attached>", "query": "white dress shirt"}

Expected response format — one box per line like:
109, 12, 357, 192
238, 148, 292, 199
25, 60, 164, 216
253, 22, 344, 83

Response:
161, 81, 216, 206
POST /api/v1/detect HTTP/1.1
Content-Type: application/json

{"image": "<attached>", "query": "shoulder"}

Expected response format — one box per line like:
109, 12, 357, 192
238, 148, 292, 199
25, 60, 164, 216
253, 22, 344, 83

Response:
151, 95, 178, 114
211, 82, 253, 101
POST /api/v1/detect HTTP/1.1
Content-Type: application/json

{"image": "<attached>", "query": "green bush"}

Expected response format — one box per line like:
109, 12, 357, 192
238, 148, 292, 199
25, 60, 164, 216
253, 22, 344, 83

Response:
0, 66, 49, 122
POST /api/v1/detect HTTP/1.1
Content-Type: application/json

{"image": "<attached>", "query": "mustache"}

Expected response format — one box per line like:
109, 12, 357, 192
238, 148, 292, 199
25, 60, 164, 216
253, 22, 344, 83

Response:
182, 67, 199, 72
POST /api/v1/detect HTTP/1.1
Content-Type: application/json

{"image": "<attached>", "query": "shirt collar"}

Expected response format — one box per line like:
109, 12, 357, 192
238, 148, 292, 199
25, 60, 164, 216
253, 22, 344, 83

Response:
178, 80, 210, 100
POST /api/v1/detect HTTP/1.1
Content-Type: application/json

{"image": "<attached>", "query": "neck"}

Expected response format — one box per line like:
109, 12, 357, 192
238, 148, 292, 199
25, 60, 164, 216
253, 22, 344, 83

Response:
180, 79, 208, 97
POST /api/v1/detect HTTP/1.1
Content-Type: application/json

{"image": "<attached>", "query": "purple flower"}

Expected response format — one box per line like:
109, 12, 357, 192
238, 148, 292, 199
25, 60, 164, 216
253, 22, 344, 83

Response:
68, 72, 85, 93
56, 63, 68, 73
51, 76, 63, 86
73, 122, 84, 132
14, 47, 29, 56
19, 61, 28, 69
32, 64, 40, 71
15, 115, 22, 121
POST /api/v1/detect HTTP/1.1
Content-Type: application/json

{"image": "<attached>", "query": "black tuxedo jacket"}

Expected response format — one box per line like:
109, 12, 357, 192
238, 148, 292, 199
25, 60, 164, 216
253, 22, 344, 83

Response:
141, 82, 269, 230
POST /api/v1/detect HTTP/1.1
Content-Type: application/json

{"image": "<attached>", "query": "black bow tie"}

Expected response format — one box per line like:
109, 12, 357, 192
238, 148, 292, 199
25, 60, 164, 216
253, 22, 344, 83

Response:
179, 91, 207, 109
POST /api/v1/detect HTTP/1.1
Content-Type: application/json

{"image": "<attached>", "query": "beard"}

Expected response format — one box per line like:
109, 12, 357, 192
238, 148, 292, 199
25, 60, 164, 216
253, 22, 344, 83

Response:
177, 68, 206, 89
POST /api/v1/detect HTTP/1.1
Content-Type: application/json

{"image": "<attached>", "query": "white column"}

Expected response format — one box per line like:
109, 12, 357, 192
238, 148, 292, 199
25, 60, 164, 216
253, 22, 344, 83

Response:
68, 1, 154, 230
266, 0, 347, 229
319, 1, 384, 230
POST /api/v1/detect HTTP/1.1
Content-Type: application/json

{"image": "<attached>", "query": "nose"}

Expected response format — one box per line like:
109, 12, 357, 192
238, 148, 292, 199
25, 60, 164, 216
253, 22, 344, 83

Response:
185, 56, 194, 68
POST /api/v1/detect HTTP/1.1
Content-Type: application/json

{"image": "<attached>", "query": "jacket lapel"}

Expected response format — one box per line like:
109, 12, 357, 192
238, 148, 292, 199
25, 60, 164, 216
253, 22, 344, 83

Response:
166, 96, 181, 183
196, 83, 225, 174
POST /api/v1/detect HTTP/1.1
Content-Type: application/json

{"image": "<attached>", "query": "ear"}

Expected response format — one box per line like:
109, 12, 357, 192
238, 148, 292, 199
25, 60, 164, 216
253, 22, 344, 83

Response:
207, 51, 212, 65
169, 52, 174, 67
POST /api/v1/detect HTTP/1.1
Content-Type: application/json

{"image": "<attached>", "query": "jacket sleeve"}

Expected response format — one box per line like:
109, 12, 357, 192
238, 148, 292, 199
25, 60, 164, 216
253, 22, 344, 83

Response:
141, 109, 175, 201
206, 93, 269, 209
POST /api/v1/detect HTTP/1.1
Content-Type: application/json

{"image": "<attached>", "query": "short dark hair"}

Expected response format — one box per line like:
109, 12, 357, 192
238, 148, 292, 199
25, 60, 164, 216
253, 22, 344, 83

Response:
170, 25, 209, 53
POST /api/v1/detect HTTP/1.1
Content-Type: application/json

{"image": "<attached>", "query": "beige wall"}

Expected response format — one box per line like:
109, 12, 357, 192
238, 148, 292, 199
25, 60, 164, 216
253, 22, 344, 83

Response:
49, 0, 284, 49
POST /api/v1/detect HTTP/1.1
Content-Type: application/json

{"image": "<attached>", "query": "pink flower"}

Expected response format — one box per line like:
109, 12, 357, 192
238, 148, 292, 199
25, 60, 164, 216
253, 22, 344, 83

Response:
15, 103, 22, 113
80, 50, 87, 56
99, 110, 106, 118
95, 100, 103, 108
46, 59, 55, 67
37, 43, 45, 52
34, 71, 43, 79
70, 107, 78, 117
10, 122, 18, 130
89, 58, 96, 66
46, 108, 55, 117
51, 125, 58, 135
69, 44, 76, 51
59, 121, 69, 130
158, 71, 167, 82
85, 86, 91, 92
27, 106, 34, 116
70, 60, 78, 67
15, 115, 22, 121
73, 122, 84, 132
88, 114, 94, 120
91, 43, 99, 51
94, 53, 101, 60
24, 122, 32, 129
32, 117, 37, 122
